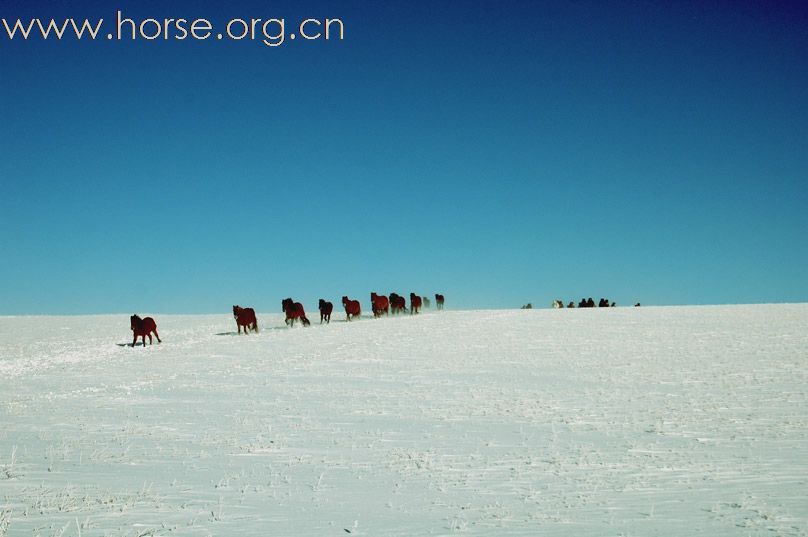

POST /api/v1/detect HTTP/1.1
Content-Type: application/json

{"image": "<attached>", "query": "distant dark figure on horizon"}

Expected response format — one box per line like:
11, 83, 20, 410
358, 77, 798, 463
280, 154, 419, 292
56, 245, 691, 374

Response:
370, 293, 389, 318
611, 302, 616, 307
389, 293, 407, 314
587, 297, 595, 308
282, 298, 310, 327
232, 305, 258, 334
435, 294, 445, 310
635, 302, 641, 307
318, 299, 333, 324
552, 299, 563, 309
598, 298, 609, 308
423, 296, 431, 308
410, 293, 422, 314
567, 301, 575, 308
342, 296, 361, 321
522, 303, 533, 309
130, 314, 161, 347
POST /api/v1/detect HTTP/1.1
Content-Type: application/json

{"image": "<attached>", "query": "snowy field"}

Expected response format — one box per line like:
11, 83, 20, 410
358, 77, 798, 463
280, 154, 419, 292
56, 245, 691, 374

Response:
1, 305, 807, 536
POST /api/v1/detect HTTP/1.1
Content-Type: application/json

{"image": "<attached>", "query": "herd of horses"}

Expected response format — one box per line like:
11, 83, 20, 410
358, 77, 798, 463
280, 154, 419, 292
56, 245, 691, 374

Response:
276, 292, 444, 328
130, 293, 446, 345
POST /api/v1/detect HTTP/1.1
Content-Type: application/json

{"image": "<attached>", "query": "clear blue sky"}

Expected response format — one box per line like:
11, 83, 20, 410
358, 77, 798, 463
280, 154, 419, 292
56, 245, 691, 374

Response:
1, 0, 807, 314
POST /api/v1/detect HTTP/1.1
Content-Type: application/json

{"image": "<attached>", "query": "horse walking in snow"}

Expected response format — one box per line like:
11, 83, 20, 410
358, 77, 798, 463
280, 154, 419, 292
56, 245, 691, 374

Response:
319, 299, 333, 324
233, 305, 258, 333
130, 314, 161, 347
435, 294, 445, 310
342, 296, 361, 321
389, 293, 407, 314
371, 292, 389, 318
282, 298, 311, 326
410, 293, 422, 314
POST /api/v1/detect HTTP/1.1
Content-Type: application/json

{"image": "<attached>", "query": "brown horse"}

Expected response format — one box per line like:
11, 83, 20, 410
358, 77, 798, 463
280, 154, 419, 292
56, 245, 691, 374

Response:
389, 293, 407, 314
435, 293, 445, 310
370, 292, 389, 318
318, 299, 333, 324
130, 314, 161, 347
233, 305, 258, 334
342, 296, 361, 321
410, 293, 422, 314
282, 298, 311, 326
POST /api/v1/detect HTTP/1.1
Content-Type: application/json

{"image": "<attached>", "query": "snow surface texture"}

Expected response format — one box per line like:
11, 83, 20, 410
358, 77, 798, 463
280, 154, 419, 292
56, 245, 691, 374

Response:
1, 305, 807, 536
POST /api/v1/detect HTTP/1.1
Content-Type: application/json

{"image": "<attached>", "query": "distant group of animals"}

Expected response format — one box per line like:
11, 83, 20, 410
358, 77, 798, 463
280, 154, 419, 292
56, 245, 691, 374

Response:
130, 293, 446, 346
551, 298, 641, 308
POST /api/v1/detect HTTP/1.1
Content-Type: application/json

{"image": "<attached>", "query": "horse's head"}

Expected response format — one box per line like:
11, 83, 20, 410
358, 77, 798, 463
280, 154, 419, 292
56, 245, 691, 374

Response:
282, 298, 292, 312
130, 315, 141, 330
341, 296, 349, 305
233, 305, 241, 317
319, 299, 325, 307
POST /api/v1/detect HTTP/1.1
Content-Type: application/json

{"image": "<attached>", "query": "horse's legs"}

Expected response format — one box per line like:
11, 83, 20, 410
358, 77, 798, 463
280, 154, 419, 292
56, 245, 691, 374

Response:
132, 333, 137, 347
154, 330, 161, 343
148, 333, 153, 345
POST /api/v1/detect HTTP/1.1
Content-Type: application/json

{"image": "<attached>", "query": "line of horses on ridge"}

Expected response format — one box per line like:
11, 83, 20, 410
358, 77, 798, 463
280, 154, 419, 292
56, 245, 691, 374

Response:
129, 293, 446, 346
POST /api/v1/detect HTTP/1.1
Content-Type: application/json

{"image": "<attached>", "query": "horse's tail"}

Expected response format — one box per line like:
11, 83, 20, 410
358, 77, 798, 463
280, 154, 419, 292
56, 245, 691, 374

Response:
252, 319, 258, 333
302, 315, 310, 326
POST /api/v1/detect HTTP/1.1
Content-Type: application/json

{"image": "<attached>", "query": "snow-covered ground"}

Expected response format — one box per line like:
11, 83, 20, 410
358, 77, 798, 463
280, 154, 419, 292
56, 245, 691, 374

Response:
1, 305, 807, 536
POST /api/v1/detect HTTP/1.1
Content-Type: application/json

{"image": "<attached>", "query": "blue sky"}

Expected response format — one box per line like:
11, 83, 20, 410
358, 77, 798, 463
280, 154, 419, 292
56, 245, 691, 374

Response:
1, 0, 807, 314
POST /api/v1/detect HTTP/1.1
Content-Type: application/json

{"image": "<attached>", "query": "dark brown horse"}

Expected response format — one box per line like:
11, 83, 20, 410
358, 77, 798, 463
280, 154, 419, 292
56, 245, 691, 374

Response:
435, 293, 445, 310
370, 292, 389, 317
410, 293, 422, 314
389, 293, 407, 314
282, 298, 311, 326
318, 299, 333, 324
233, 305, 258, 334
130, 314, 161, 347
342, 296, 361, 321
